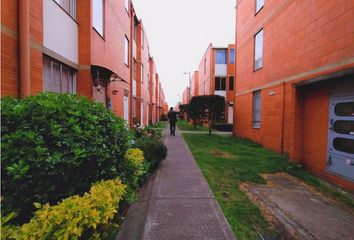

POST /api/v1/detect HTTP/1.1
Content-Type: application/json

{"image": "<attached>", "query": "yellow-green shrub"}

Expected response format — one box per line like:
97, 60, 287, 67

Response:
1, 179, 126, 240
123, 148, 148, 203
1, 213, 20, 240
125, 148, 145, 177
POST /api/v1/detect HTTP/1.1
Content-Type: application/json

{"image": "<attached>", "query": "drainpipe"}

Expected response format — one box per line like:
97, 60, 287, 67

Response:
280, 82, 286, 154
19, 0, 30, 97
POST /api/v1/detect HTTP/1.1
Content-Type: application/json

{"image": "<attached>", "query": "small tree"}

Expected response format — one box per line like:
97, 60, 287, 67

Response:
178, 104, 189, 120
189, 95, 225, 135
188, 97, 201, 129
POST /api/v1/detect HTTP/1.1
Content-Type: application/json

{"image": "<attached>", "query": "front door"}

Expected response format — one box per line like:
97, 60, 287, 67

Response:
327, 96, 354, 181
228, 103, 234, 124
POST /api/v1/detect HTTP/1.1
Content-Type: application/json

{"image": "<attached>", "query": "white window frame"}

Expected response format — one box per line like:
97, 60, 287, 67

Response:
43, 55, 77, 94
124, 36, 129, 66
54, 0, 77, 19
255, 0, 265, 14
93, 0, 104, 37
254, 29, 263, 71
252, 90, 262, 128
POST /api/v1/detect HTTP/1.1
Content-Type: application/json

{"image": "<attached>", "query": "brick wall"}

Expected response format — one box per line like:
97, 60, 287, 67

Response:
234, 0, 354, 189
1, 0, 43, 97
198, 44, 212, 95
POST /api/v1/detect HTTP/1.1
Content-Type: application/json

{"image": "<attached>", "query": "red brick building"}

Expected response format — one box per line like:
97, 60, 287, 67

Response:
190, 71, 199, 98
148, 57, 157, 124
196, 43, 236, 123
1, 0, 166, 127
182, 87, 190, 105
234, 0, 354, 190
131, 16, 150, 127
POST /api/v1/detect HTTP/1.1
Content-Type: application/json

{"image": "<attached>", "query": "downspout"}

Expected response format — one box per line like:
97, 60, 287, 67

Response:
19, 0, 30, 97
280, 82, 286, 154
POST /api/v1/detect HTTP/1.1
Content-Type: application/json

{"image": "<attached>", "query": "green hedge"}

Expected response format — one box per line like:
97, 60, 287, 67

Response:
212, 123, 233, 132
135, 136, 167, 170
1, 93, 131, 223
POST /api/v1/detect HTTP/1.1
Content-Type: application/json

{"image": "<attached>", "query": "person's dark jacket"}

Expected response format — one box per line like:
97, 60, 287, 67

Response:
168, 111, 177, 124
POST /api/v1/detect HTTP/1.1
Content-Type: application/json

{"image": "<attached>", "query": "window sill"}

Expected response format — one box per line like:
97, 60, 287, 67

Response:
253, 66, 263, 72
252, 126, 261, 129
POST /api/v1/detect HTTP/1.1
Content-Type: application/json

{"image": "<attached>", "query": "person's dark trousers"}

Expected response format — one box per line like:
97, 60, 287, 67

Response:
170, 122, 176, 136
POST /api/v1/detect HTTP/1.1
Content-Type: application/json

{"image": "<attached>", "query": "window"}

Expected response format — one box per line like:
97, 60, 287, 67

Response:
256, 0, 264, 13
253, 90, 261, 128
124, 0, 129, 12
43, 55, 76, 93
133, 60, 137, 79
124, 36, 129, 66
133, 97, 137, 118
93, 0, 104, 36
230, 49, 235, 64
333, 138, 354, 154
254, 29, 263, 70
334, 121, 354, 135
215, 77, 226, 91
229, 76, 234, 91
141, 28, 144, 48
204, 58, 206, 74
215, 50, 227, 64
141, 64, 144, 83
335, 102, 354, 116
54, 0, 76, 19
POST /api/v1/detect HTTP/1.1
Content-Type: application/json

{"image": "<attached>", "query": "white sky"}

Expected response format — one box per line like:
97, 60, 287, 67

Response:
132, 0, 236, 107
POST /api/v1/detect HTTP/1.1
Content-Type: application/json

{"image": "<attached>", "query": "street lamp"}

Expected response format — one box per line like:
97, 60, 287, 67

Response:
182, 72, 191, 102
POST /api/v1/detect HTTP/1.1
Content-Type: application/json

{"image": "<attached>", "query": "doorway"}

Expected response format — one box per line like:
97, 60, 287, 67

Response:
327, 96, 354, 181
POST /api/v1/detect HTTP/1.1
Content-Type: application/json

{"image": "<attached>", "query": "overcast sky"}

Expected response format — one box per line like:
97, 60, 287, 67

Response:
132, 0, 236, 107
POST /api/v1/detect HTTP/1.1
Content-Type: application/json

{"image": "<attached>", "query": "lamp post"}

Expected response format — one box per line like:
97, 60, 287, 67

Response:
182, 72, 191, 102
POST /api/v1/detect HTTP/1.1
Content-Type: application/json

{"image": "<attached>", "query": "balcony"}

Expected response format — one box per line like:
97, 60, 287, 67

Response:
43, 0, 78, 64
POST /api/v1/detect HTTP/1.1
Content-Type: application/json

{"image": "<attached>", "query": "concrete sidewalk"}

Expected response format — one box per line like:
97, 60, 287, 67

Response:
241, 173, 354, 240
117, 128, 236, 240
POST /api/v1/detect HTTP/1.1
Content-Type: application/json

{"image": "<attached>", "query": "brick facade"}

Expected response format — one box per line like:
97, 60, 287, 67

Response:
234, 0, 354, 191
1, 0, 167, 126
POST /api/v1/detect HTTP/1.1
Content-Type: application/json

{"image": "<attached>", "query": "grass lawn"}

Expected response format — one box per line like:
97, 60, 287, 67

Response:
150, 121, 167, 128
181, 133, 354, 240
176, 119, 210, 132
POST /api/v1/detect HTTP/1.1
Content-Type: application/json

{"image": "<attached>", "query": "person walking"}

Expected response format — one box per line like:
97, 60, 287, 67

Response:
167, 107, 177, 136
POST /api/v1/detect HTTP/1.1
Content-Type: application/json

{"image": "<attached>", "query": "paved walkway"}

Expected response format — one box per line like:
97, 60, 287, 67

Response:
117, 128, 236, 240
